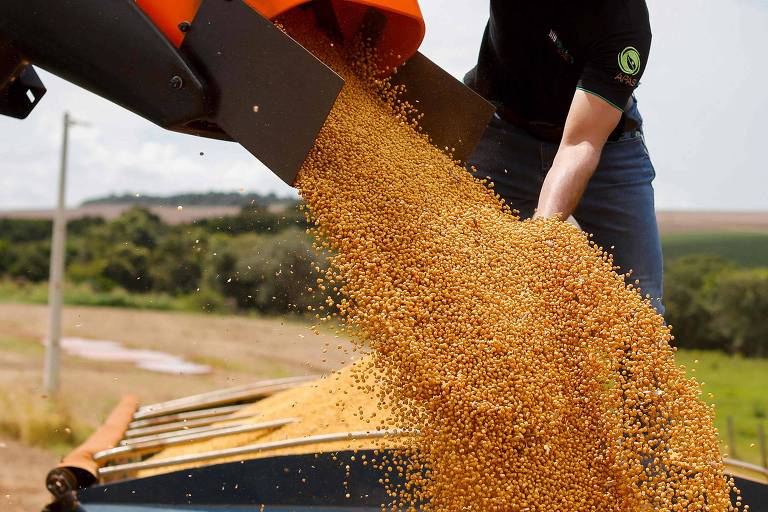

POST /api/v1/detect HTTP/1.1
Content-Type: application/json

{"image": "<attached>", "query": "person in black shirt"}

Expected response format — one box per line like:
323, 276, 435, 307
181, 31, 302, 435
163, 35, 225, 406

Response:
466, 0, 664, 313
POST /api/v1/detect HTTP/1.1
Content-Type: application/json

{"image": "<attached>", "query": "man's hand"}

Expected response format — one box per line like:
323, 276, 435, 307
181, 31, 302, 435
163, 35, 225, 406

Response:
534, 89, 623, 220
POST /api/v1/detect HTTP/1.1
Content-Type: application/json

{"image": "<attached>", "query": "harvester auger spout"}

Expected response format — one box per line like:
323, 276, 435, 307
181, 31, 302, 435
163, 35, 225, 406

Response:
0, 0, 495, 185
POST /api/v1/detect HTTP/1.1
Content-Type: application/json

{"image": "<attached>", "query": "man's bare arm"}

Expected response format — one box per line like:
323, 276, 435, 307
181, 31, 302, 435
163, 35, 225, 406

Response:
534, 89, 623, 220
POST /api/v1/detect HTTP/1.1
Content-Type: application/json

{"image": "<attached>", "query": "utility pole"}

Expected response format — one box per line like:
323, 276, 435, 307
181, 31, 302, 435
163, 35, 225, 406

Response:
43, 112, 82, 397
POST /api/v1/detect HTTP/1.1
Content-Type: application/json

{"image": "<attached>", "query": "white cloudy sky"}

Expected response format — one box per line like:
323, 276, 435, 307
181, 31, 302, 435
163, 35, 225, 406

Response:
0, 0, 765, 211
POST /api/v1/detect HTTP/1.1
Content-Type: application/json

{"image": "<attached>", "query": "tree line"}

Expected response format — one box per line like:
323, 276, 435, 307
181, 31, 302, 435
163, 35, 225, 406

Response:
0, 206, 321, 314
665, 254, 768, 358
1, 209, 766, 357
82, 191, 297, 208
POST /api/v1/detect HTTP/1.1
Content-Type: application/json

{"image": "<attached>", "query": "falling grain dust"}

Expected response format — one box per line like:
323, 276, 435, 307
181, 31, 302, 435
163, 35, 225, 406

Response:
289, 12, 742, 511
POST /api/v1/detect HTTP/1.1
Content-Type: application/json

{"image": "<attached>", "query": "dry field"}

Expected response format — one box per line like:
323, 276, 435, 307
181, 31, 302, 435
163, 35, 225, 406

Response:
0, 204, 241, 225
3, 207, 768, 232
656, 211, 768, 234
0, 303, 353, 512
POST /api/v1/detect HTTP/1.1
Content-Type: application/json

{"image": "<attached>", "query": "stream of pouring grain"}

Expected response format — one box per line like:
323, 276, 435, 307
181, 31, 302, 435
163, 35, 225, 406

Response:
286, 12, 743, 511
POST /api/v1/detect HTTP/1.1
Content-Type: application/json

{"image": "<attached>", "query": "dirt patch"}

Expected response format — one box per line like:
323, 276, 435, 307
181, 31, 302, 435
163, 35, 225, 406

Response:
0, 303, 353, 508
0, 435, 58, 512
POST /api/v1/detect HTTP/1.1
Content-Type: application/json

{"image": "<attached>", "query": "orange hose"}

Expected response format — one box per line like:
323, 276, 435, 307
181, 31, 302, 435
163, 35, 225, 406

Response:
57, 394, 139, 480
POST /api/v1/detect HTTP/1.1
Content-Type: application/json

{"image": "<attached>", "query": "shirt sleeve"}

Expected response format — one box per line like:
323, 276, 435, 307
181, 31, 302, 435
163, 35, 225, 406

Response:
577, 4, 651, 111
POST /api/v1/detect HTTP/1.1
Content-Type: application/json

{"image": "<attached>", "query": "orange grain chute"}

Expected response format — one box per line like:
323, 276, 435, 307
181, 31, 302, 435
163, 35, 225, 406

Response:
135, 0, 424, 71
328, 0, 425, 70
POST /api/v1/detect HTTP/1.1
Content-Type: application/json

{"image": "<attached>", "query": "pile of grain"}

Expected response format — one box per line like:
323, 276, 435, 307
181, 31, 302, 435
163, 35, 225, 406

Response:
286, 10, 743, 512
139, 357, 396, 477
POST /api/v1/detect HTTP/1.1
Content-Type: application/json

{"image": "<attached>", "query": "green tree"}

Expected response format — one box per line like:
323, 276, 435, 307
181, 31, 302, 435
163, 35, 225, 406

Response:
102, 244, 153, 292
65, 207, 164, 292
664, 254, 731, 350
5, 241, 51, 281
105, 207, 164, 249
707, 268, 768, 357
149, 232, 205, 295
0, 239, 13, 274
0, 219, 50, 243
212, 228, 320, 313
194, 205, 306, 236
68, 216, 105, 236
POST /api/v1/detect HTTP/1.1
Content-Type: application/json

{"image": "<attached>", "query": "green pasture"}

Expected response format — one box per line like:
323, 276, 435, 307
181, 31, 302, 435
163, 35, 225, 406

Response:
0, 280, 217, 312
676, 349, 768, 465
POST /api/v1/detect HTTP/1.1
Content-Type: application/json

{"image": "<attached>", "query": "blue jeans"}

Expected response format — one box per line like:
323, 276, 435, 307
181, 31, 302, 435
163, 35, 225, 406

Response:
468, 108, 665, 315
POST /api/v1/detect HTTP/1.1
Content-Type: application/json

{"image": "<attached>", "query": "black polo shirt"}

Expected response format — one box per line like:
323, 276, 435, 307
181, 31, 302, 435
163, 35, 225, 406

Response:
465, 0, 651, 132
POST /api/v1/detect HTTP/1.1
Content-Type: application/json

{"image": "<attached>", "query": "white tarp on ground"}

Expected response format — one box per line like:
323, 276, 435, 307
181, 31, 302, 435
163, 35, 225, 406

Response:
60, 337, 211, 375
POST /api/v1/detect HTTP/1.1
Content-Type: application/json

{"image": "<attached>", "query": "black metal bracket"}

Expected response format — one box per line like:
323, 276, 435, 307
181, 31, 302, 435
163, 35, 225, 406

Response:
42, 467, 88, 512
179, 0, 344, 184
391, 52, 497, 163
0, 0, 344, 186
0, 39, 46, 119
0, 0, 209, 128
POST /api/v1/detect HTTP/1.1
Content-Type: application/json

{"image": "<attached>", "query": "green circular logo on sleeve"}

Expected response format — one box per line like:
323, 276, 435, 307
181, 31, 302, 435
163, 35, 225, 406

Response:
618, 47, 641, 75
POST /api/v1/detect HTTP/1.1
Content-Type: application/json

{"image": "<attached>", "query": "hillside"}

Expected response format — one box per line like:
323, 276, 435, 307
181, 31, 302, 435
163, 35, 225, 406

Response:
2, 196, 767, 232
81, 191, 298, 209
0, 191, 301, 225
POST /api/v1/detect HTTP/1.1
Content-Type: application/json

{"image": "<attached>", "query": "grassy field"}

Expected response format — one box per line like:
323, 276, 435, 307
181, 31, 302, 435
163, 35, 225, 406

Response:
676, 349, 768, 465
660, 229, 768, 464
0, 279, 231, 313
662, 231, 768, 267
